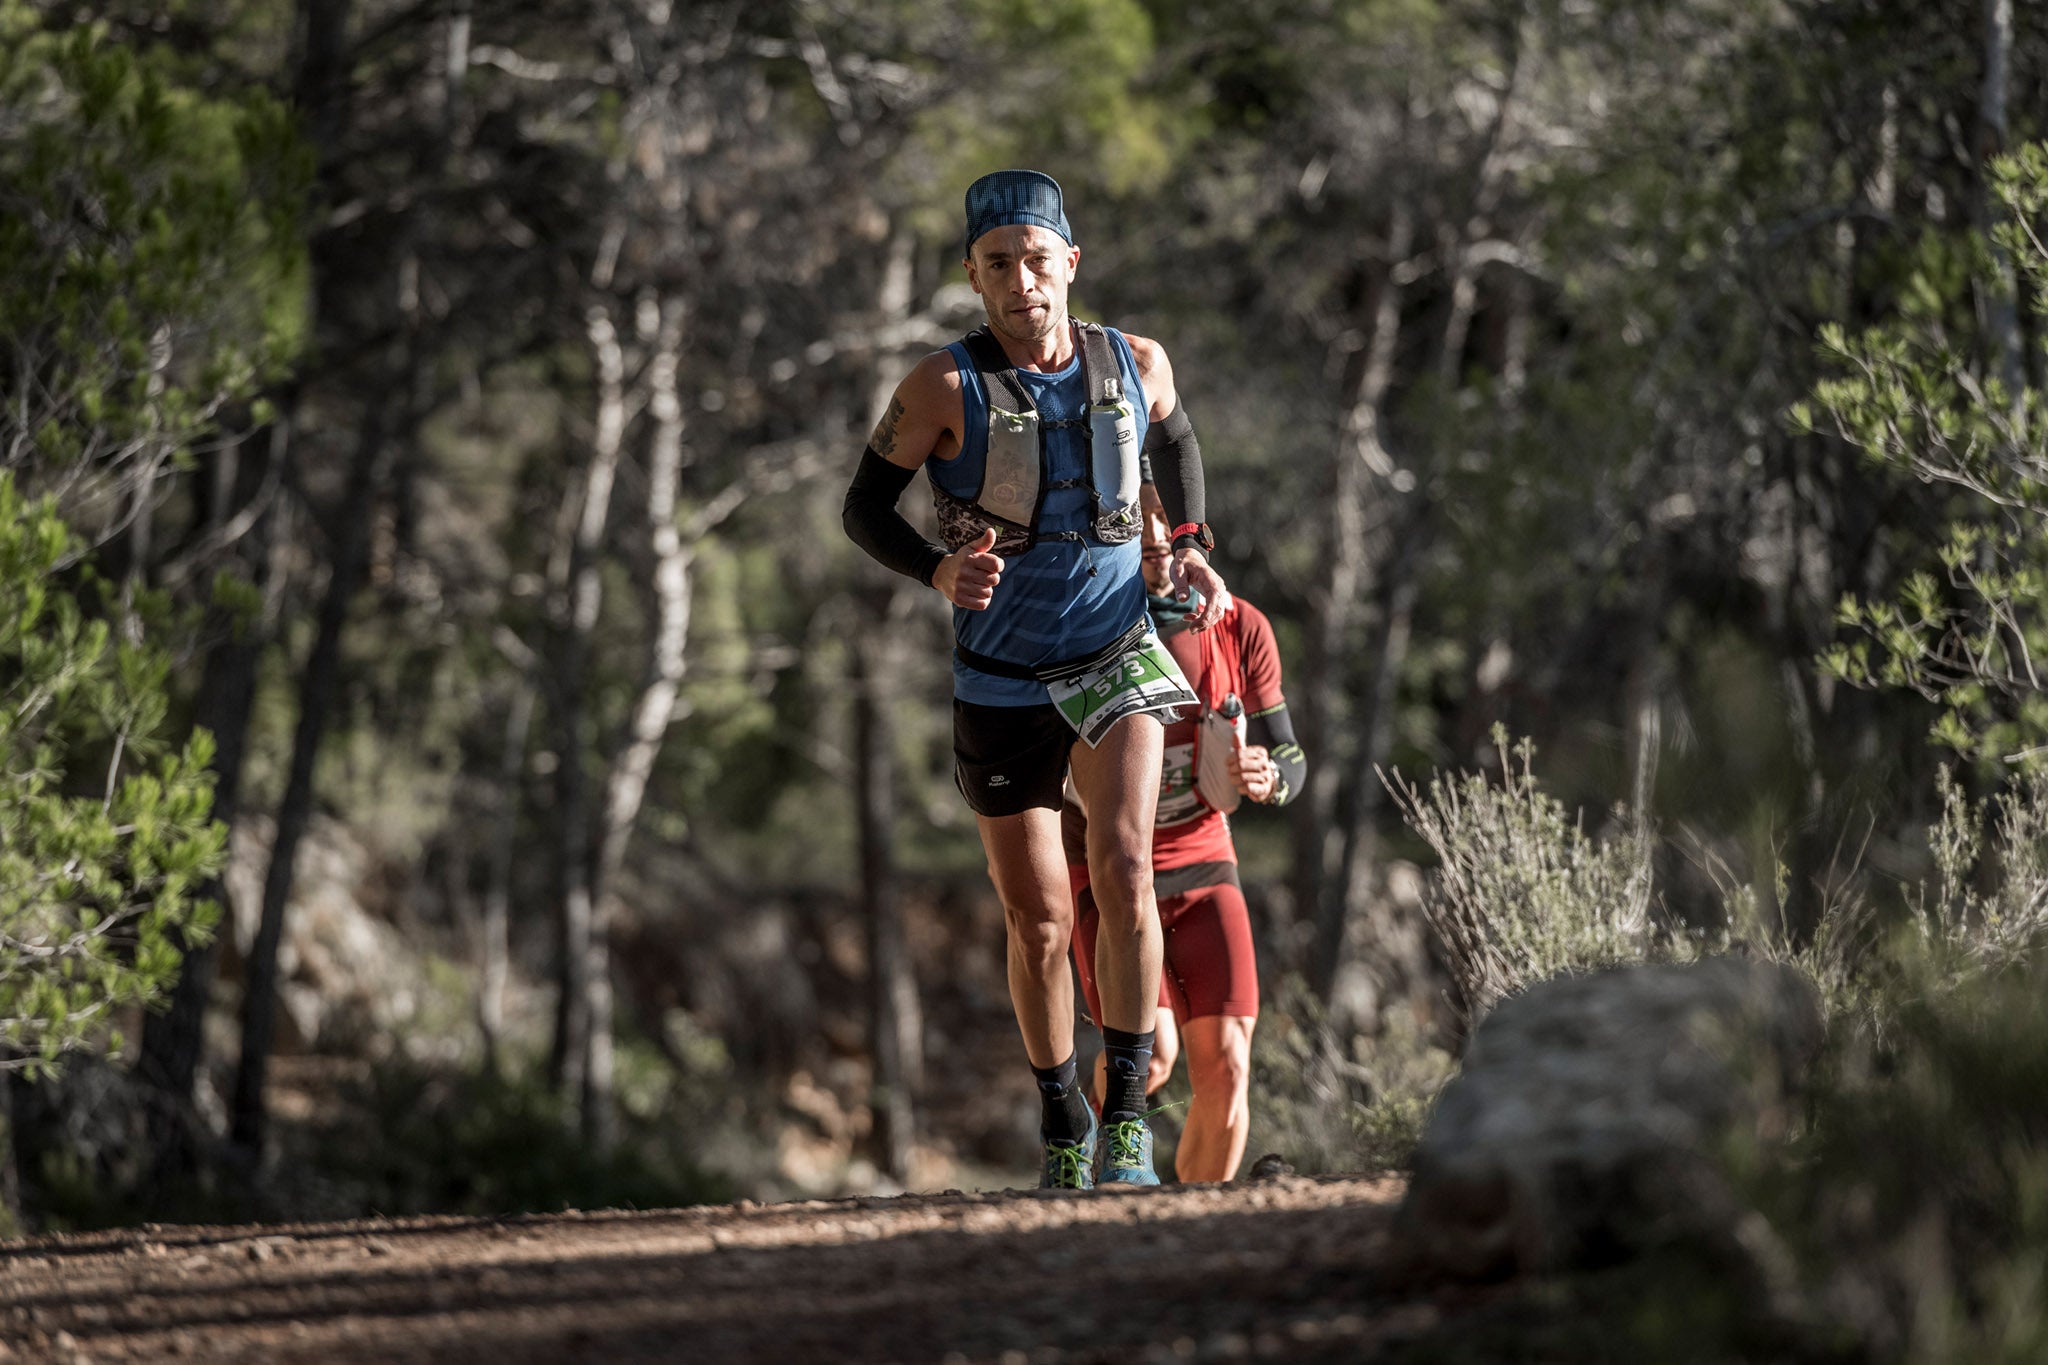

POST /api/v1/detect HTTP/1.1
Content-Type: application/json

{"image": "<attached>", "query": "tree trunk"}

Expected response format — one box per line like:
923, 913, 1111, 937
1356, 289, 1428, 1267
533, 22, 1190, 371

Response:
1300, 197, 1415, 1001
139, 421, 288, 1174
223, 0, 366, 1161
581, 298, 694, 1150
1307, 45, 1520, 1001
1435, 238, 1481, 395
389, 0, 472, 568
230, 404, 392, 1157
855, 587, 922, 1183
291, 0, 353, 157
1436, 17, 1524, 396
547, 301, 627, 1100
479, 674, 533, 1080
1321, 529, 1423, 1005
0, 1070, 18, 1233
1492, 269, 1530, 406
854, 226, 924, 1183
231, 6, 430, 1141
1978, 0, 2022, 410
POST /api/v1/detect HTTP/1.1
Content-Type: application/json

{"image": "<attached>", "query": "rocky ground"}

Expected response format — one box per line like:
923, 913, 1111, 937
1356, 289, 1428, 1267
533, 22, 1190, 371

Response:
0, 1174, 1521, 1364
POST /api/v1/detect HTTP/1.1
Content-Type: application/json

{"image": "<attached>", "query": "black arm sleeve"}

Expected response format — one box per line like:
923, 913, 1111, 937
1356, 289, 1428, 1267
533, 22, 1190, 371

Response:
1245, 702, 1306, 807
1141, 404, 1206, 542
843, 446, 946, 587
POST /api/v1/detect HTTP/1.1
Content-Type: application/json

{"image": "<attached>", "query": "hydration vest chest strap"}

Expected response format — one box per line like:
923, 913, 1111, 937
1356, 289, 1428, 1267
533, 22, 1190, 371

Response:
934, 322, 1142, 554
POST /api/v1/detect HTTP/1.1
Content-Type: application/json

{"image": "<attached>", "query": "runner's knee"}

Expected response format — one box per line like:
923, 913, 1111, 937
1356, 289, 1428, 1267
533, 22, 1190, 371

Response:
1085, 846, 1153, 921
1004, 896, 1072, 958
1191, 1044, 1248, 1097
1189, 1021, 1252, 1098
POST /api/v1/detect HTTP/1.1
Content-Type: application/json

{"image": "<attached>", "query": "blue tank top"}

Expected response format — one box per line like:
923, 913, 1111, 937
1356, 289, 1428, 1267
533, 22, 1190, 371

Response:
933, 326, 1149, 706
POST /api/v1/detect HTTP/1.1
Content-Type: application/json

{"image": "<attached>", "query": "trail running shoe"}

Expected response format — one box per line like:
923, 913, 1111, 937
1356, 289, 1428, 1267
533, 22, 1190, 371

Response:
1096, 1116, 1160, 1186
1040, 1104, 1097, 1190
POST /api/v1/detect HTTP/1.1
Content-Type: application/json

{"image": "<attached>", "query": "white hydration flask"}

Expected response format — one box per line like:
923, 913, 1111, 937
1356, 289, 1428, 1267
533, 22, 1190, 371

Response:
1089, 376, 1141, 518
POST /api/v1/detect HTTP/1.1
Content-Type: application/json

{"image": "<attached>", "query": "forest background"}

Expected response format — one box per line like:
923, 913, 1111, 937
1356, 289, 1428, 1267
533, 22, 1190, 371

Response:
2, 0, 2045, 1232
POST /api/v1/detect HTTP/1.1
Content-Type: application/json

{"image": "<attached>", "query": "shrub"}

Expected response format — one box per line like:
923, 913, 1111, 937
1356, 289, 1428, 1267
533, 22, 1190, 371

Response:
1385, 727, 1661, 1024
1372, 771, 2048, 1363
1244, 977, 1454, 1176
1918, 765, 2048, 979
1769, 954, 2048, 1362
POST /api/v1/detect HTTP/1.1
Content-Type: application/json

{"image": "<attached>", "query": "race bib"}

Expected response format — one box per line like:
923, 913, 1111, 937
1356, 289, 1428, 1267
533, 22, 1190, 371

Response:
1047, 632, 1198, 748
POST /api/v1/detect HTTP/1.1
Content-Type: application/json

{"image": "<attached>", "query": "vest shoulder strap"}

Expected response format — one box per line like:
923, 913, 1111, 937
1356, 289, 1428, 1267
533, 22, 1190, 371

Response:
961, 326, 1032, 413
1075, 321, 1121, 407
963, 322, 1121, 409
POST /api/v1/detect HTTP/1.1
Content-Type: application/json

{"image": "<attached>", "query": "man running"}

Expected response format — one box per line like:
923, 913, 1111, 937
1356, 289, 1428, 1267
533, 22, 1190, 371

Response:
1067, 484, 1305, 1182
842, 169, 1226, 1187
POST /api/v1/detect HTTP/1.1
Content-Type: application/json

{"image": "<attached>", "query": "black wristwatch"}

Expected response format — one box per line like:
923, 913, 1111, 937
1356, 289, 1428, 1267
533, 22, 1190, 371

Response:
1170, 522, 1214, 556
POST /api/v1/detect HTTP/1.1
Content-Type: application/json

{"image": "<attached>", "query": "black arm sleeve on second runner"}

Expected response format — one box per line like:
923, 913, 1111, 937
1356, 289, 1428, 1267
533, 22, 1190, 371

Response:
1141, 404, 1206, 539
843, 446, 947, 587
1246, 702, 1306, 807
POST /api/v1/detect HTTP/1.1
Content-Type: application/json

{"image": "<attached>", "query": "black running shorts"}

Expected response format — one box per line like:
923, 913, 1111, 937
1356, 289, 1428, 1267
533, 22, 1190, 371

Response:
952, 698, 1077, 817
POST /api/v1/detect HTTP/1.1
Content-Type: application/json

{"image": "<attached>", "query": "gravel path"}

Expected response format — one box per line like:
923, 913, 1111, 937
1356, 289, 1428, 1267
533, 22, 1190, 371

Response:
0, 1176, 1451, 1363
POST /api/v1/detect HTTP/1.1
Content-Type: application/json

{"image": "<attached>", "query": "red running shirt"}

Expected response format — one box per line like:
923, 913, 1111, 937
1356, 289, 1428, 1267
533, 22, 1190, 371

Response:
1068, 595, 1287, 885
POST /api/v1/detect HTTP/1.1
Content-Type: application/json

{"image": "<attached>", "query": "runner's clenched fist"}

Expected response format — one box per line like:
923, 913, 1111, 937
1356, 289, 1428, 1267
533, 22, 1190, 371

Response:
933, 525, 1003, 610
1227, 743, 1277, 803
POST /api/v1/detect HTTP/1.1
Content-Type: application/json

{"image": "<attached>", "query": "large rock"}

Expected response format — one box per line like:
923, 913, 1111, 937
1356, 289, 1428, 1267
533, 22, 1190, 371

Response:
1395, 955, 1823, 1279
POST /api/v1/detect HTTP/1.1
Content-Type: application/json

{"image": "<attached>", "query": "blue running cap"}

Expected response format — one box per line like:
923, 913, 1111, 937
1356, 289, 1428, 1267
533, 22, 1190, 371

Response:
964, 169, 1073, 257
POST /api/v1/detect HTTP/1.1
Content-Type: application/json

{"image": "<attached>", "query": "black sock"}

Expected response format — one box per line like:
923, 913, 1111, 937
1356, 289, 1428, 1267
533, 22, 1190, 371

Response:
1100, 1027, 1154, 1123
1032, 1054, 1090, 1145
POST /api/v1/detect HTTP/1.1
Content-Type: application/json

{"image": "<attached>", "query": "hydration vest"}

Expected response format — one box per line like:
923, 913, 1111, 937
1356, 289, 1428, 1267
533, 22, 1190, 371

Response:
1149, 590, 1245, 816
933, 321, 1141, 556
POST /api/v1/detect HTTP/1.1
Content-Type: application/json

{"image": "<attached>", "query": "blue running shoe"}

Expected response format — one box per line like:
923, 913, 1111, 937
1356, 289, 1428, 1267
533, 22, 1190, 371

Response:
1096, 1116, 1160, 1185
1040, 1105, 1097, 1190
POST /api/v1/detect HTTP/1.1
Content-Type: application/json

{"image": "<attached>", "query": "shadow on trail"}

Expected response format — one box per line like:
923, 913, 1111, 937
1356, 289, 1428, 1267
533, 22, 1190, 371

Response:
9, 1183, 1417, 1364
0, 1212, 529, 1262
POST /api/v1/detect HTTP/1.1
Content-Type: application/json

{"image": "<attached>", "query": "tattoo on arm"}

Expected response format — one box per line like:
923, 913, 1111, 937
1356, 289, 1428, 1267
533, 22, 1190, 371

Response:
871, 396, 907, 458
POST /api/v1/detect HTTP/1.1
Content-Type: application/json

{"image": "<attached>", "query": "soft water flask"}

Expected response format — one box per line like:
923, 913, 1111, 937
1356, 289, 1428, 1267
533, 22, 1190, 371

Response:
1218, 693, 1246, 748
1090, 377, 1140, 513
1196, 692, 1247, 813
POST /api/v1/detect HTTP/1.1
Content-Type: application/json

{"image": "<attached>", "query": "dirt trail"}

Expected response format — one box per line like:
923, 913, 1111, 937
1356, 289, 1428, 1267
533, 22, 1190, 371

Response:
0, 1175, 1455, 1363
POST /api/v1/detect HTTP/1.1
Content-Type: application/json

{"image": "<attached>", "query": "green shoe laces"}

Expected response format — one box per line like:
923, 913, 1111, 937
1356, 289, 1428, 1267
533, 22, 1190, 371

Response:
1103, 1119, 1149, 1169
1044, 1140, 1092, 1189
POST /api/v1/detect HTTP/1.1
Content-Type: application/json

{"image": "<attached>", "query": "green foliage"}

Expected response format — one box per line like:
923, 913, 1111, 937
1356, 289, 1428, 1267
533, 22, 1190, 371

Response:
0, 0, 308, 496
1373, 749, 2048, 1363
0, 475, 224, 1074
1708, 847, 1888, 1039
1915, 765, 2048, 986
896, 0, 1187, 248
1803, 143, 2048, 766
1386, 727, 1665, 1022
1761, 958, 2048, 1363
1607, 926, 2048, 1362
1244, 976, 1454, 1176
0, 4, 297, 1083
1682, 769, 2048, 1361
